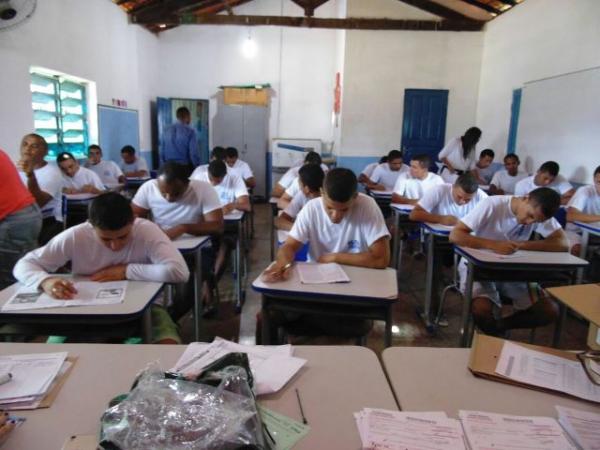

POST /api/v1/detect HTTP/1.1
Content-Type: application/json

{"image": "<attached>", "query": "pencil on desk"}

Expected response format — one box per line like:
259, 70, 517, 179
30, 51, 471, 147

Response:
295, 388, 308, 425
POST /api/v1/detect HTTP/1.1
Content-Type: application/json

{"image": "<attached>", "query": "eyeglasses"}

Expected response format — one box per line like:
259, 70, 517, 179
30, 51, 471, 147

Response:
577, 350, 600, 385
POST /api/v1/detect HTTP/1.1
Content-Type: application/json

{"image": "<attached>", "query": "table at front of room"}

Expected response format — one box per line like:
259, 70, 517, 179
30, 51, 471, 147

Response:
252, 264, 398, 347
3, 343, 398, 450
390, 203, 415, 269
224, 210, 247, 311
382, 346, 600, 417
0, 278, 163, 343
455, 246, 589, 348
174, 234, 211, 341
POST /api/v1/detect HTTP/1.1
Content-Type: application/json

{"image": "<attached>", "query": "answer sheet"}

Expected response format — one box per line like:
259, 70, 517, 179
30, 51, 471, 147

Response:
2, 281, 127, 311
495, 341, 600, 403
459, 410, 576, 450
297, 263, 350, 284
556, 406, 600, 450
0, 352, 67, 401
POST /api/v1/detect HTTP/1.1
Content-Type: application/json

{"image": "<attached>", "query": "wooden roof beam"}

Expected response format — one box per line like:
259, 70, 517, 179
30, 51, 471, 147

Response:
459, 0, 501, 15
291, 0, 331, 17
397, 0, 475, 21
132, 0, 212, 23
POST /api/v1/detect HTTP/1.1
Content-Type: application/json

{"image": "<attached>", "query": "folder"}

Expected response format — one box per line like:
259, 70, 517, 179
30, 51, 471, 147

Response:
39, 356, 77, 408
468, 333, 597, 403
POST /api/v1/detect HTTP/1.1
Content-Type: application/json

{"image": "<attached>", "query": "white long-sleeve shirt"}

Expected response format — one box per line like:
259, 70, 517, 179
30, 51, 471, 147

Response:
13, 218, 189, 288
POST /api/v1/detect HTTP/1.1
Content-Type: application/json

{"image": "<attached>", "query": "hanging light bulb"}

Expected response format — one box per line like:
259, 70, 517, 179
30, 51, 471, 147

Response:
242, 31, 257, 59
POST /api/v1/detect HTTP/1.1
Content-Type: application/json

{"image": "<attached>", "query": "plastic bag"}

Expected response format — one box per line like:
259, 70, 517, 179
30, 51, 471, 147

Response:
99, 353, 272, 450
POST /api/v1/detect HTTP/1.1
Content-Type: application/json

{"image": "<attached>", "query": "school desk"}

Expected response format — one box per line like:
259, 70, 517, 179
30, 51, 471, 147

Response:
2, 343, 397, 450
174, 234, 211, 341
252, 263, 398, 347
225, 210, 247, 311
0, 278, 163, 343
455, 246, 589, 348
382, 346, 600, 417
390, 203, 415, 269
574, 221, 600, 283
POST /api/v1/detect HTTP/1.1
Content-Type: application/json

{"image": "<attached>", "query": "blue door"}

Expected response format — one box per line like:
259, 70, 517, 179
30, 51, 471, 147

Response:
401, 89, 448, 170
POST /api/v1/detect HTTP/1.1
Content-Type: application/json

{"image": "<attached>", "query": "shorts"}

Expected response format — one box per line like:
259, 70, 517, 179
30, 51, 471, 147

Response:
458, 258, 541, 315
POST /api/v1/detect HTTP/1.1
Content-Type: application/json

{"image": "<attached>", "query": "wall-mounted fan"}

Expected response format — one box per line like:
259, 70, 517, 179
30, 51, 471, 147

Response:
0, 0, 36, 31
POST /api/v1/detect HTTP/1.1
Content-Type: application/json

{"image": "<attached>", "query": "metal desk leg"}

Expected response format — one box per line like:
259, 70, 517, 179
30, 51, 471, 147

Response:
421, 232, 435, 330
193, 247, 204, 342
553, 303, 567, 348
459, 262, 474, 347
270, 205, 276, 261
261, 295, 270, 345
576, 229, 589, 284
142, 307, 153, 344
391, 210, 400, 268
385, 304, 393, 348
235, 221, 242, 310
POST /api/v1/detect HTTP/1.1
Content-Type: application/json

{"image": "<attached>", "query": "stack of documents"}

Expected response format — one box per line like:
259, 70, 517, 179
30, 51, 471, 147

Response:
354, 408, 467, 450
171, 338, 306, 395
460, 410, 576, 450
557, 406, 600, 450
0, 352, 69, 409
2, 280, 127, 311
297, 263, 350, 284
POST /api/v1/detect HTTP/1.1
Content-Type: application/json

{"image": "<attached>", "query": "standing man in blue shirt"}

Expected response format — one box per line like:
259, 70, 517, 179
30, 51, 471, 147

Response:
161, 106, 201, 169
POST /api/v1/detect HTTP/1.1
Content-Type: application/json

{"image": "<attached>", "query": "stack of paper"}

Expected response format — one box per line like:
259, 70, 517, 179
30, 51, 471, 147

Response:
557, 406, 600, 450
0, 352, 69, 410
354, 408, 467, 450
170, 338, 306, 395
460, 410, 576, 450
297, 263, 350, 284
2, 281, 127, 311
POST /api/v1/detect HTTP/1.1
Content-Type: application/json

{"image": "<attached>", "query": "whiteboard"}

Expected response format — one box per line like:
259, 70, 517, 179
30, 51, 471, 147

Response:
98, 105, 140, 164
516, 67, 600, 184
271, 138, 322, 168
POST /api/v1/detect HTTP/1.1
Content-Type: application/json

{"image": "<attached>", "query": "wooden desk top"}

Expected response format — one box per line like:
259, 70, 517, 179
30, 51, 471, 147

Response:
547, 283, 600, 326
3, 344, 397, 450
174, 234, 210, 252
382, 347, 600, 417
456, 246, 588, 267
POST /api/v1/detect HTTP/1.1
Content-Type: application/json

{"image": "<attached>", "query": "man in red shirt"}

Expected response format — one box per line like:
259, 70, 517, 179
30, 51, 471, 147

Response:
0, 149, 42, 288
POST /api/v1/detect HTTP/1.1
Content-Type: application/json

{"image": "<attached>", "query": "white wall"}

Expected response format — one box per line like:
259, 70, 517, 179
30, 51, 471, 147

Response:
476, 0, 600, 159
0, 0, 158, 159
339, 0, 484, 157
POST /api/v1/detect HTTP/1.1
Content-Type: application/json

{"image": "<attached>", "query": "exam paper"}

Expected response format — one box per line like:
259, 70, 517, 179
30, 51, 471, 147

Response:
354, 408, 466, 450
297, 263, 350, 284
556, 406, 600, 450
495, 341, 600, 403
2, 281, 127, 311
258, 405, 310, 450
0, 352, 67, 401
459, 410, 576, 450
171, 338, 306, 395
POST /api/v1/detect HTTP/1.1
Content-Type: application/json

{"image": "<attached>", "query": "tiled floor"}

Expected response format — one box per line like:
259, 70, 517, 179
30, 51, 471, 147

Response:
179, 203, 590, 354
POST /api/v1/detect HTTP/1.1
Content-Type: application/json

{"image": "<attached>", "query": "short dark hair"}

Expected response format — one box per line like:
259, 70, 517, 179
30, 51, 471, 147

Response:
89, 193, 133, 230
454, 173, 479, 194
378, 156, 388, 164
528, 187, 560, 219
24, 133, 48, 150
387, 150, 403, 162
225, 147, 239, 158
88, 144, 102, 153
299, 164, 325, 193
176, 106, 190, 119
208, 160, 227, 179
211, 146, 226, 161
57, 151, 75, 163
538, 161, 559, 177
304, 151, 322, 165
480, 149, 494, 159
411, 154, 430, 169
159, 161, 192, 183
504, 153, 520, 163
324, 168, 357, 202
121, 145, 136, 155
594, 165, 600, 177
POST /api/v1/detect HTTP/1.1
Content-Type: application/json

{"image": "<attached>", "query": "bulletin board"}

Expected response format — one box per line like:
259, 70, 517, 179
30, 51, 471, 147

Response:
98, 105, 140, 163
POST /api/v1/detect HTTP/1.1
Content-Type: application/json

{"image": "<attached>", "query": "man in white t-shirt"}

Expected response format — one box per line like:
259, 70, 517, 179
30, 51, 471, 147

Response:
120, 145, 149, 178
271, 151, 326, 198
225, 147, 255, 189
410, 173, 488, 226
192, 146, 228, 178
473, 149, 496, 185
449, 188, 568, 335
191, 160, 250, 214
358, 156, 387, 185
275, 164, 324, 231
514, 161, 575, 205
565, 164, 600, 255
57, 152, 105, 194
132, 162, 224, 319
391, 154, 444, 205
85, 144, 125, 186
13, 192, 189, 344
367, 150, 409, 191
489, 153, 528, 195
16, 133, 63, 244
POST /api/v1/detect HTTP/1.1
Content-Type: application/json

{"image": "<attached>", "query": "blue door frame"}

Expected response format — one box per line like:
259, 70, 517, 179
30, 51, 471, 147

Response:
507, 88, 522, 154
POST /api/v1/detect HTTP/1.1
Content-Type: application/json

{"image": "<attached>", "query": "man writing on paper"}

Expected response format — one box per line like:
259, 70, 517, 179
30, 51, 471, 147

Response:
13, 192, 189, 344
449, 187, 568, 335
